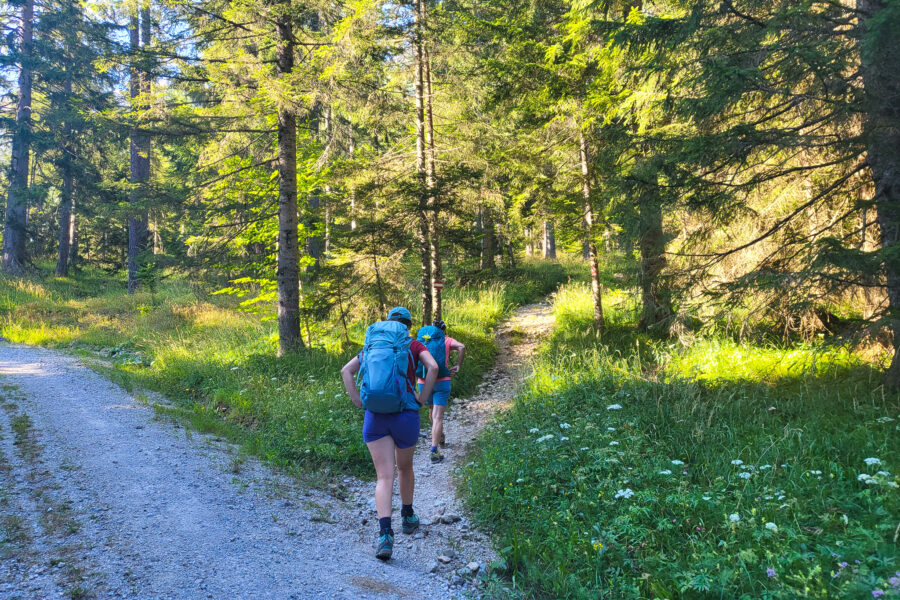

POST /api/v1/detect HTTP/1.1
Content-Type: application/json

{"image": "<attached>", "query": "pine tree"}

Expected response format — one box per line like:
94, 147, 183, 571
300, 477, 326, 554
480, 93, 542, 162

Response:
2, 0, 34, 275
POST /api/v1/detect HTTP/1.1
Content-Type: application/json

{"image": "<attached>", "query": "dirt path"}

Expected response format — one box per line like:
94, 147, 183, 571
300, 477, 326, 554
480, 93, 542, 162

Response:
0, 300, 554, 599
337, 300, 556, 589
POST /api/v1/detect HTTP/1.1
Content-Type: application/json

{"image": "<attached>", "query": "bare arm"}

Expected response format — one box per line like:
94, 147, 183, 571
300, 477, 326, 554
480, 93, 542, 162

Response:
417, 350, 439, 406
341, 356, 362, 409
449, 340, 466, 376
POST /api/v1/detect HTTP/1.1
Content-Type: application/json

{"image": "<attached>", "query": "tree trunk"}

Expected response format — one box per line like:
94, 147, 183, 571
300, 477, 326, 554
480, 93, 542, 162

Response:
525, 227, 533, 257
324, 106, 332, 255
127, 10, 151, 294
543, 219, 557, 259
481, 207, 495, 269
638, 194, 672, 330
69, 206, 79, 270
349, 125, 357, 231
582, 208, 590, 261
2, 0, 34, 275
275, 10, 302, 355
579, 127, 604, 330
504, 216, 517, 268
324, 187, 332, 255
414, 0, 432, 324
306, 103, 323, 269
858, 0, 900, 386
56, 75, 74, 277
424, 38, 442, 320
56, 161, 74, 276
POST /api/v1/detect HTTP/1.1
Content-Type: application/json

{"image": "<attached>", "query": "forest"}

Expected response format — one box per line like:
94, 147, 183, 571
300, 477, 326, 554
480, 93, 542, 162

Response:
1, 0, 898, 598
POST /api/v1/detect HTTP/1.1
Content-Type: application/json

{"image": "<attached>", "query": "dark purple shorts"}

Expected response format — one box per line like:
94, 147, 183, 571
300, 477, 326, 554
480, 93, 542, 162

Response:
362, 410, 420, 449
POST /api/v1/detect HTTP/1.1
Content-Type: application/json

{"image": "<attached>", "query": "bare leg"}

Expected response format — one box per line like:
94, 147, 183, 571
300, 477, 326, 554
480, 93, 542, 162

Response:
431, 404, 445, 449
395, 445, 416, 505
367, 436, 397, 519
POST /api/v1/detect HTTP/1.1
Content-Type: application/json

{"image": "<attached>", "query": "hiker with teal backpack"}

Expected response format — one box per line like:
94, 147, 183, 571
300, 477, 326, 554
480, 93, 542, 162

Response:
340, 307, 438, 561
416, 319, 465, 463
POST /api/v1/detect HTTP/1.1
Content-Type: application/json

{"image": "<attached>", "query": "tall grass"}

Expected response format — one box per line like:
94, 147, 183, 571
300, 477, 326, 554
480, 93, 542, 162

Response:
462, 283, 900, 599
0, 259, 572, 475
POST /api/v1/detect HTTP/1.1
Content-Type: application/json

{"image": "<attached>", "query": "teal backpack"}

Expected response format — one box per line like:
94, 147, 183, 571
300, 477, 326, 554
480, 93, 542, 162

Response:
416, 325, 451, 379
357, 320, 414, 413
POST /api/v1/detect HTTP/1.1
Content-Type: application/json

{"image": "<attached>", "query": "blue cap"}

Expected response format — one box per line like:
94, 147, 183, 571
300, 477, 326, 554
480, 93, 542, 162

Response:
387, 306, 412, 322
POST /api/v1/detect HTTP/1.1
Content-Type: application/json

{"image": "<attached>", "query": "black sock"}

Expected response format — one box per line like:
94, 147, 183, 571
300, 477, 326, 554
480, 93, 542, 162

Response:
401, 504, 414, 517
379, 516, 392, 534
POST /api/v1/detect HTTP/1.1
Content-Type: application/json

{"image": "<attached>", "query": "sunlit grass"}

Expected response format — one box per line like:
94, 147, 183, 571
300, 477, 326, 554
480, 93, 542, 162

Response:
462, 282, 900, 599
0, 260, 572, 475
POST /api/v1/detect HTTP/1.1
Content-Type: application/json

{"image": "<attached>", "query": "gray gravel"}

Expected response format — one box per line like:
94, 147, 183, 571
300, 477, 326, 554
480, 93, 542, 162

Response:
0, 344, 461, 600
0, 302, 554, 600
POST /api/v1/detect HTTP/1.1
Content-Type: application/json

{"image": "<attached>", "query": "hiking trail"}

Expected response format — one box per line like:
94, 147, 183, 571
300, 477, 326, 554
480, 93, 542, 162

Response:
0, 299, 554, 599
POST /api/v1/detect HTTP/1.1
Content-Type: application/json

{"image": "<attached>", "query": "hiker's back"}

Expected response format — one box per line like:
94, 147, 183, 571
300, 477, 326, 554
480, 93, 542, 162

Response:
359, 320, 413, 413
416, 325, 451, 379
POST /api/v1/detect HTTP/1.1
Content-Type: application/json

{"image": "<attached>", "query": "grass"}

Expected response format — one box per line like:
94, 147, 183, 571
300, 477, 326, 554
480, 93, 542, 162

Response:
0, 258, 575, 476
461, 281, 900, 599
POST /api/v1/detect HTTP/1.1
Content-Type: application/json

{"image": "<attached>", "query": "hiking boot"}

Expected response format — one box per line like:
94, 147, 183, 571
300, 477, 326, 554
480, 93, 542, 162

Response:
430, 450, 444, 463
401, 514, 420, 534
375, 532, 394, 560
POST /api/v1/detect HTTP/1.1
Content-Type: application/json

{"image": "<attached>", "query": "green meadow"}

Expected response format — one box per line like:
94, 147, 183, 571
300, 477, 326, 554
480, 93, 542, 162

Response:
461, 280, 900, 599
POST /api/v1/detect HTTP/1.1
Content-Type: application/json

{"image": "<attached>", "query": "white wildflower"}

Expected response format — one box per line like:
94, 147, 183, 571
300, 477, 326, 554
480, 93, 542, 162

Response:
809, 470, 822, 475
760, 464, 772, 470
658, 470, 672, 475
560, 436, 570, 441
505, 430, 513, 434
230, 366, 239, 371
614, 488, 635, 499
607, 427, 616, 431
671, 459, 685, 466
580, 447, 589, 451
863, 457, 882, 466
318, 390, 325, 395
764, 522, 778, 532
516, 478, 524, 483
529, 428, 540, 434
739, 472, 752, 479
858, 473, 873, 482
729, 513, 741, 523
560, 423, 571, 429
536, 434, 554, 443
702, 496, 711, 500
606, 404, 623, 410
876, 416, 895, 423
609, 441, 619, 446
778, 503, 789, 509
876, 471, 891, 477
731, 460, 743, 466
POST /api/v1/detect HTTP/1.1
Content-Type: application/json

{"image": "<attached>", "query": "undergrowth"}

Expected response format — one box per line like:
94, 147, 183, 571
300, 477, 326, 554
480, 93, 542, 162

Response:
462, 282, 900, 599
0, 259, 575, 476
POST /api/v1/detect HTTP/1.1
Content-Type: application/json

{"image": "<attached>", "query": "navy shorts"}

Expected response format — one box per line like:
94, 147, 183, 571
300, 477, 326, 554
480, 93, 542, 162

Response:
362, 410, 420, 449
418, 379, 451, 406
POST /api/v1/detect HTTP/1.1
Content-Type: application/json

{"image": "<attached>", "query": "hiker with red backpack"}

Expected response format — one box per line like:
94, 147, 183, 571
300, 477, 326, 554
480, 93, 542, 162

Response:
416, 319, 465, 463
340, 306, 438, 561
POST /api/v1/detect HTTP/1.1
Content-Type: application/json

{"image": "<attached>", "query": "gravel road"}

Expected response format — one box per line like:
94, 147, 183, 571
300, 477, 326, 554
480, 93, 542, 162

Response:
0, 301, 554, 600
0, 345, 457, 599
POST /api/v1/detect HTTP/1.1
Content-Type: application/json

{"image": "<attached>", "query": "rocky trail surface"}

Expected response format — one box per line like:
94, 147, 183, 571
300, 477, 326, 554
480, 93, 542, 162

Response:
0, 300, 554, 600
